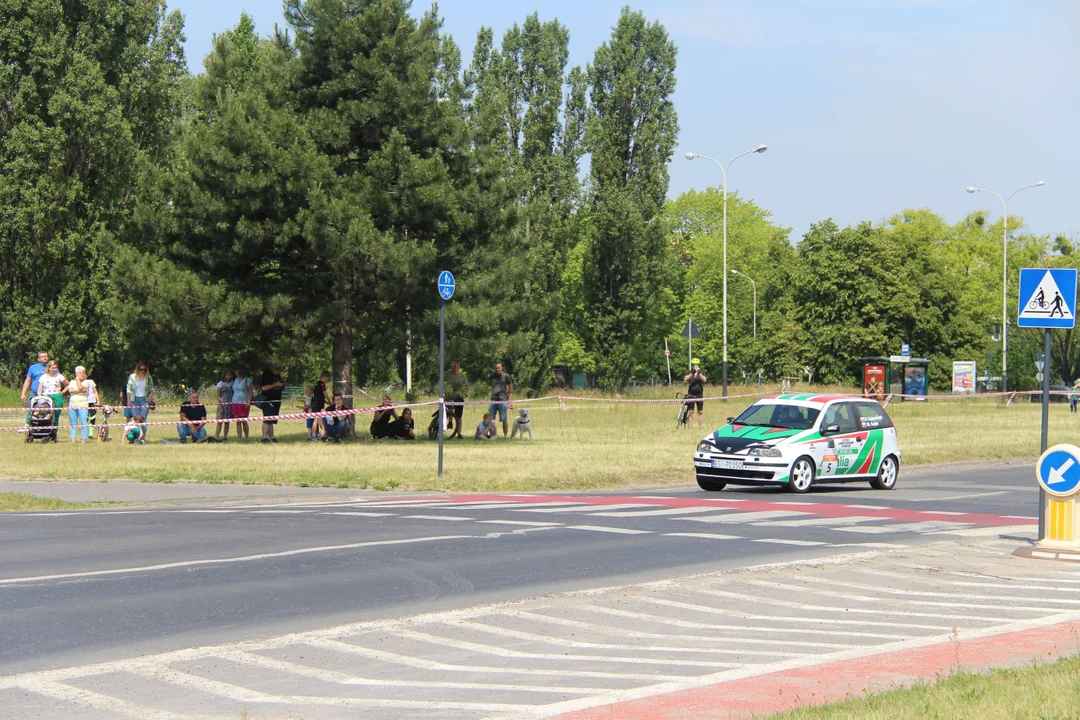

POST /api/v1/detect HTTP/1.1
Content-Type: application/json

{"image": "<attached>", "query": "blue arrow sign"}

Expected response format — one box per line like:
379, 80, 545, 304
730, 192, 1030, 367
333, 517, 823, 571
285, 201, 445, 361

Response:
438, 270, 455, 301
1018, 268, 1077, 329
1037, 445, 1080, 497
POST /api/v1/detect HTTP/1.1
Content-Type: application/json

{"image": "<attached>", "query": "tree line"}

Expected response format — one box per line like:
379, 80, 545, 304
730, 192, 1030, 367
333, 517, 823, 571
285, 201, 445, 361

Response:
0, 0, 1072, 401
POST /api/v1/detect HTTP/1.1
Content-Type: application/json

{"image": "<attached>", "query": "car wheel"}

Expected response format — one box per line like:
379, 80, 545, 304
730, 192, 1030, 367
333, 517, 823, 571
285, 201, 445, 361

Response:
697, 477, 727, 492
870, 455, 899, 490
786, 457, 815, 493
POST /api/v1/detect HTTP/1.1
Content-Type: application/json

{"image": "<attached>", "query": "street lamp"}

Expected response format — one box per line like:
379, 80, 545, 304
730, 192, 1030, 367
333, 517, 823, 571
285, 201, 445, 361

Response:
686, 144, 768, 397
731, 269, 757, 337
966, 180, 1045, 394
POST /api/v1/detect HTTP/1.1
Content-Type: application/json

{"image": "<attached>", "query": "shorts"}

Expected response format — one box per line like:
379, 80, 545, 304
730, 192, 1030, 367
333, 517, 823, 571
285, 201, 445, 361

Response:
489, 402, 508, 423
685, 396, 703, 412
232, 403, 250, 418
216, 403, 233, 420
262, 400, 281, 424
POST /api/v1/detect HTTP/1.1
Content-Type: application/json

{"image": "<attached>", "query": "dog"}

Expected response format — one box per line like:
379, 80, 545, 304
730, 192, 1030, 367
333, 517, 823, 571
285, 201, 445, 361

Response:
510, 407, 533, 440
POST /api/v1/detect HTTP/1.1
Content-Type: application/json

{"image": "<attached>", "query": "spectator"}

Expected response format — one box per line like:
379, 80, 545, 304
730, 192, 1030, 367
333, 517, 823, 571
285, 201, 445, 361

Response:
322, 394, 348, 442
20, 350, 49, 425
370, 395, 397, 439
684, 359, 707, 429
475, 412, 497, 440
446, 361, 468, 439
309, 371, 330, 441
86, 370, 100, 432
62, 366, 93, 443
259, 366, 285, 444
231, 369, 253, 440
178, 391, 208, 443
215, 370, 235, 442
488, 362, 513, 438
37, 361, 67, 431
125, 414, 145, 445
126, 362, 156, 440
1070, 379, 1080, 414
393, 407, 417, 440
119, 367, 134, 419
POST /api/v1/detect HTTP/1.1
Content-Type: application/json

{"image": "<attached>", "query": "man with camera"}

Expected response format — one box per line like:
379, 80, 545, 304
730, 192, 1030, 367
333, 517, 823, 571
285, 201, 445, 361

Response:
684, 359, 707, 429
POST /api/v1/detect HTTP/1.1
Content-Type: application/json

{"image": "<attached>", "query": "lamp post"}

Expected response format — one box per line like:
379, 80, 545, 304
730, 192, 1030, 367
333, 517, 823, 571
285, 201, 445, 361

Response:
731, 269, 757, 337
966, 181, 1045, 394
686, 145, 768, 397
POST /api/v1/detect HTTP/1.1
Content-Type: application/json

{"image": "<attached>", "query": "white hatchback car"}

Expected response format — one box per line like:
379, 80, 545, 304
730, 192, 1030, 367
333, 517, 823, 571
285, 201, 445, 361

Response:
693, 394, 901, 493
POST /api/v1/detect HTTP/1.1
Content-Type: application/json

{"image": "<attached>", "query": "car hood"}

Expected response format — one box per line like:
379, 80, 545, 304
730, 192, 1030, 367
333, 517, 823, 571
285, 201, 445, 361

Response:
703, 423, 804, 453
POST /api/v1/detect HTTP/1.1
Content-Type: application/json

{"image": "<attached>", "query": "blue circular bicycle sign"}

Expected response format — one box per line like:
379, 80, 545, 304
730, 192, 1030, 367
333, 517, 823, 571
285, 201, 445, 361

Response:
438, 271, 455, 301
1037, 444, 1080, 497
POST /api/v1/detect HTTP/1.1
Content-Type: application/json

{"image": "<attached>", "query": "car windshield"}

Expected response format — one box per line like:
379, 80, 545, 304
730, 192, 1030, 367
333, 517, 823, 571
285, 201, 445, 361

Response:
733, 403, 820, 430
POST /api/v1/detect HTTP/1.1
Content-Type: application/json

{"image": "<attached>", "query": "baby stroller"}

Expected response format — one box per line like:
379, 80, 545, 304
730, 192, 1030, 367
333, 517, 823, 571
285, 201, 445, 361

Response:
25, 396, 57, 443
676, 392, 690, 429
427, 408, 455, 440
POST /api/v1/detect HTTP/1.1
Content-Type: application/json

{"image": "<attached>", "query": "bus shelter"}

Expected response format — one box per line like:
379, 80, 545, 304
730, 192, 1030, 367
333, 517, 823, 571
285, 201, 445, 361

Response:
860, 356, 930, 401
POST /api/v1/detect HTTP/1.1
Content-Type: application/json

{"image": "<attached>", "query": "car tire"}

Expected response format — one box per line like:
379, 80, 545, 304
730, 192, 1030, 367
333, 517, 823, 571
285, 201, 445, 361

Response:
697, 477, 727, 492
786, 457, 815, 493
870, 455, 899, 490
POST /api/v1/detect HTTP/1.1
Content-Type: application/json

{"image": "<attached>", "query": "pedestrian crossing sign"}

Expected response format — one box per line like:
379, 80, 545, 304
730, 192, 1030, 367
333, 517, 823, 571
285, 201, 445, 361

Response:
1018, 268, 1077, 329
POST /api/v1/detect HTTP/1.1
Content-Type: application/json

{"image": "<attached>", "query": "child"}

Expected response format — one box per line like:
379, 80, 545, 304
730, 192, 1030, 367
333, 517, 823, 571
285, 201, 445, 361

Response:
475, 412, 497, 440
393, 407, 416, 440
299, 385, 317, 441
125, 414, 146, 445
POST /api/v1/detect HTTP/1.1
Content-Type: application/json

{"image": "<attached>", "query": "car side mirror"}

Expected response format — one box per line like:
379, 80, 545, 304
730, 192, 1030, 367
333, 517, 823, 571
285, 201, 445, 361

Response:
822, 423, 840, 435
726, 417, 735, 425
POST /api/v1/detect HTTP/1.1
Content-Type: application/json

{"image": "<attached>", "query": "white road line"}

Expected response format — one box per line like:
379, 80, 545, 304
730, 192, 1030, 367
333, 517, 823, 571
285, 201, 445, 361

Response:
514, 504, 651, 514
395, 630, 747, 668
498, 609, 869, 648
247, 510, 310, 514
833, 525, 903, 534
794, 576, 1080, 606
479, 520, 563, 527
909, 491, 1009, 502
934, 525, 1034, 537
925, 511, 971, 516
0, 534, 475, 586
665, 533, 741, 540
127, 666, 535, 712
844, 504, 888, 510
565, 525, 652, 535
581, 606, 906, 641
402, 514, 475, 522
688, 511, 810, 524
751, 516, 882, 528
14, 677, 212, 720
753, 539, 828, 546
449, 620, 800, 658
588, 507, 726, 518
170, 510, 242, 514
692, 588, 1019, 623
306, 638, 687, 682
639, 597, 955, 632
213, 648, 606, 694
874, 567, 1080, 593
320, 511, 395, 517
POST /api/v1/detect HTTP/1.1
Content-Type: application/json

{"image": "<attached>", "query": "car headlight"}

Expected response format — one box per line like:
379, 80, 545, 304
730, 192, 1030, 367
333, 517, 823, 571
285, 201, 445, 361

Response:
747, 446, 782, 457
697, 441, 714, 453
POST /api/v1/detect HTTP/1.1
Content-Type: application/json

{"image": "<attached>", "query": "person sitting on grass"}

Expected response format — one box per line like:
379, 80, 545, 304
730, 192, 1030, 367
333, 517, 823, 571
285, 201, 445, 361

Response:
178, 391, 208, 443
393, 407, 416, 440
322, 394, 348, 442
370, 395, 397, 439
125, 414, 145, 445
475, 412, 497, 440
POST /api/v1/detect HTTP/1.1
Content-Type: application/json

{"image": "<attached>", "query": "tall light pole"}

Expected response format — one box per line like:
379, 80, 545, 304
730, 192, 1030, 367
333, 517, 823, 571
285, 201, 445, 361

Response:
686, 145, 767, 397
966, 181, 1045, 394
731, 269, 757, 337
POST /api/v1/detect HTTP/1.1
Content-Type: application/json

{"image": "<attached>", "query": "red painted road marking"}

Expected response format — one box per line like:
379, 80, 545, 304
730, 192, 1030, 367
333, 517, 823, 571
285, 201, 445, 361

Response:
552, 619, 1080, 720
365, 494, 1037, 528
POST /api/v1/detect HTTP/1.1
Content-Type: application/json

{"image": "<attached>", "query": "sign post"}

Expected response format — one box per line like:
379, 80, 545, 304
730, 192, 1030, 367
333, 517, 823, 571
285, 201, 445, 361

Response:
437, 271, 456, 478
664, 339, 672, 385
1018, 268, 1078, 539
681, 318, 700, 372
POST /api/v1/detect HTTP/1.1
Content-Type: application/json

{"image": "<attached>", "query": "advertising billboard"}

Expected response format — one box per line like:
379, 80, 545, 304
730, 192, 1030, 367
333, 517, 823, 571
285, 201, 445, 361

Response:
863, 364, 886, 401
952, 361, 976, 394
904, 365, 927, 398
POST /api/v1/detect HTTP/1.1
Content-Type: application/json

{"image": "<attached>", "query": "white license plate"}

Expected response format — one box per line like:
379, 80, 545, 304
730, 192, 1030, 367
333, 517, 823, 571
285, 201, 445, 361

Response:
713, 460, 743, 470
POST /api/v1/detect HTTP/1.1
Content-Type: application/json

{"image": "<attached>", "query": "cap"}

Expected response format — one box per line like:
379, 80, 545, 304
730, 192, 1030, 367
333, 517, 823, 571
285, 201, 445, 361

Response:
692, 358, 701, 365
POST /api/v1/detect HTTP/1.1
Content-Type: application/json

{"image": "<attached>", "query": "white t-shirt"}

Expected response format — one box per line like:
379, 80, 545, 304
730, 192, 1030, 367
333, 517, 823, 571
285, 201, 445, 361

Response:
38, 373, 66, 396
86, 379, 98, 404
134, 379, 148, 397
67, 378, 91, 409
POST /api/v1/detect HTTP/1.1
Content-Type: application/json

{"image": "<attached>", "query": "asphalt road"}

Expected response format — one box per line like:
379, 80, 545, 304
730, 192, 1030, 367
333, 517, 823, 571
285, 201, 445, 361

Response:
0, 463, 1037, 678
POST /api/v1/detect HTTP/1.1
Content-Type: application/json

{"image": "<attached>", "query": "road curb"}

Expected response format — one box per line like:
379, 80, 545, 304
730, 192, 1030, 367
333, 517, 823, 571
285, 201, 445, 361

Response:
552, 618, 1080, 720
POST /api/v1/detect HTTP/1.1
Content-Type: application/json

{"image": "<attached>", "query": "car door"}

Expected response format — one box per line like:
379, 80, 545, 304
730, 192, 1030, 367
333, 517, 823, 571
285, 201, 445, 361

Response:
853, 401, 897, 473
820, 402, 862, 478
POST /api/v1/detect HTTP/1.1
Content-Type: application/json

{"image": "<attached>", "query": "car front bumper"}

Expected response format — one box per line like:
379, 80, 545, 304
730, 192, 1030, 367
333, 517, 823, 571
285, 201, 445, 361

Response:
693, 453, 790, 485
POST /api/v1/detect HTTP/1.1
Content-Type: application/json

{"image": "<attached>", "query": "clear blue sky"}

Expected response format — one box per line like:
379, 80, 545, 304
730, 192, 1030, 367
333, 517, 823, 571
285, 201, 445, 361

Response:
171, 0, 1077, 241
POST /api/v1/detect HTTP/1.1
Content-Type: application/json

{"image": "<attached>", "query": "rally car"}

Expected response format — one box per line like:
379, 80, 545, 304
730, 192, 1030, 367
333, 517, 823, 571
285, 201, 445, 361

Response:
693, 394, 900, 493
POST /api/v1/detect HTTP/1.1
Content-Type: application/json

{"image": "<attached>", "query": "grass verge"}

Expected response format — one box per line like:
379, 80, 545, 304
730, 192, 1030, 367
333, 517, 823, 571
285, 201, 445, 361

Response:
0, 492, 87, 512
766, 655, 1080, 719
0, 384, 1076, 490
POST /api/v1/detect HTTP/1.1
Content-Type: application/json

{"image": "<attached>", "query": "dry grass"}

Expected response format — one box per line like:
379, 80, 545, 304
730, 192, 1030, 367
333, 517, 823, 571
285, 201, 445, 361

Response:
765, 655, 1080, 719
0, 492, 87, 512
0, 384, 1074, 490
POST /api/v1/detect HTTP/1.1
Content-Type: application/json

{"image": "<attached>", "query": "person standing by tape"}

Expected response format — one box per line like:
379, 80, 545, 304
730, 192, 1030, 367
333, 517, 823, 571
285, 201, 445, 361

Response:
489, 362, 513, 438
446, 361, 468, 439
684, 359, 706, 429
20, 350, 49, 427
259, 366, 285, 444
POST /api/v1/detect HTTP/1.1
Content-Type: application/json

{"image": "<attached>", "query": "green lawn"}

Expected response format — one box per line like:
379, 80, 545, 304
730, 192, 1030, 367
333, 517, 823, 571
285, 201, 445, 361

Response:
0, 492, 87, 512
0, 383, 1075, 490
766, 656, 1080, 719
